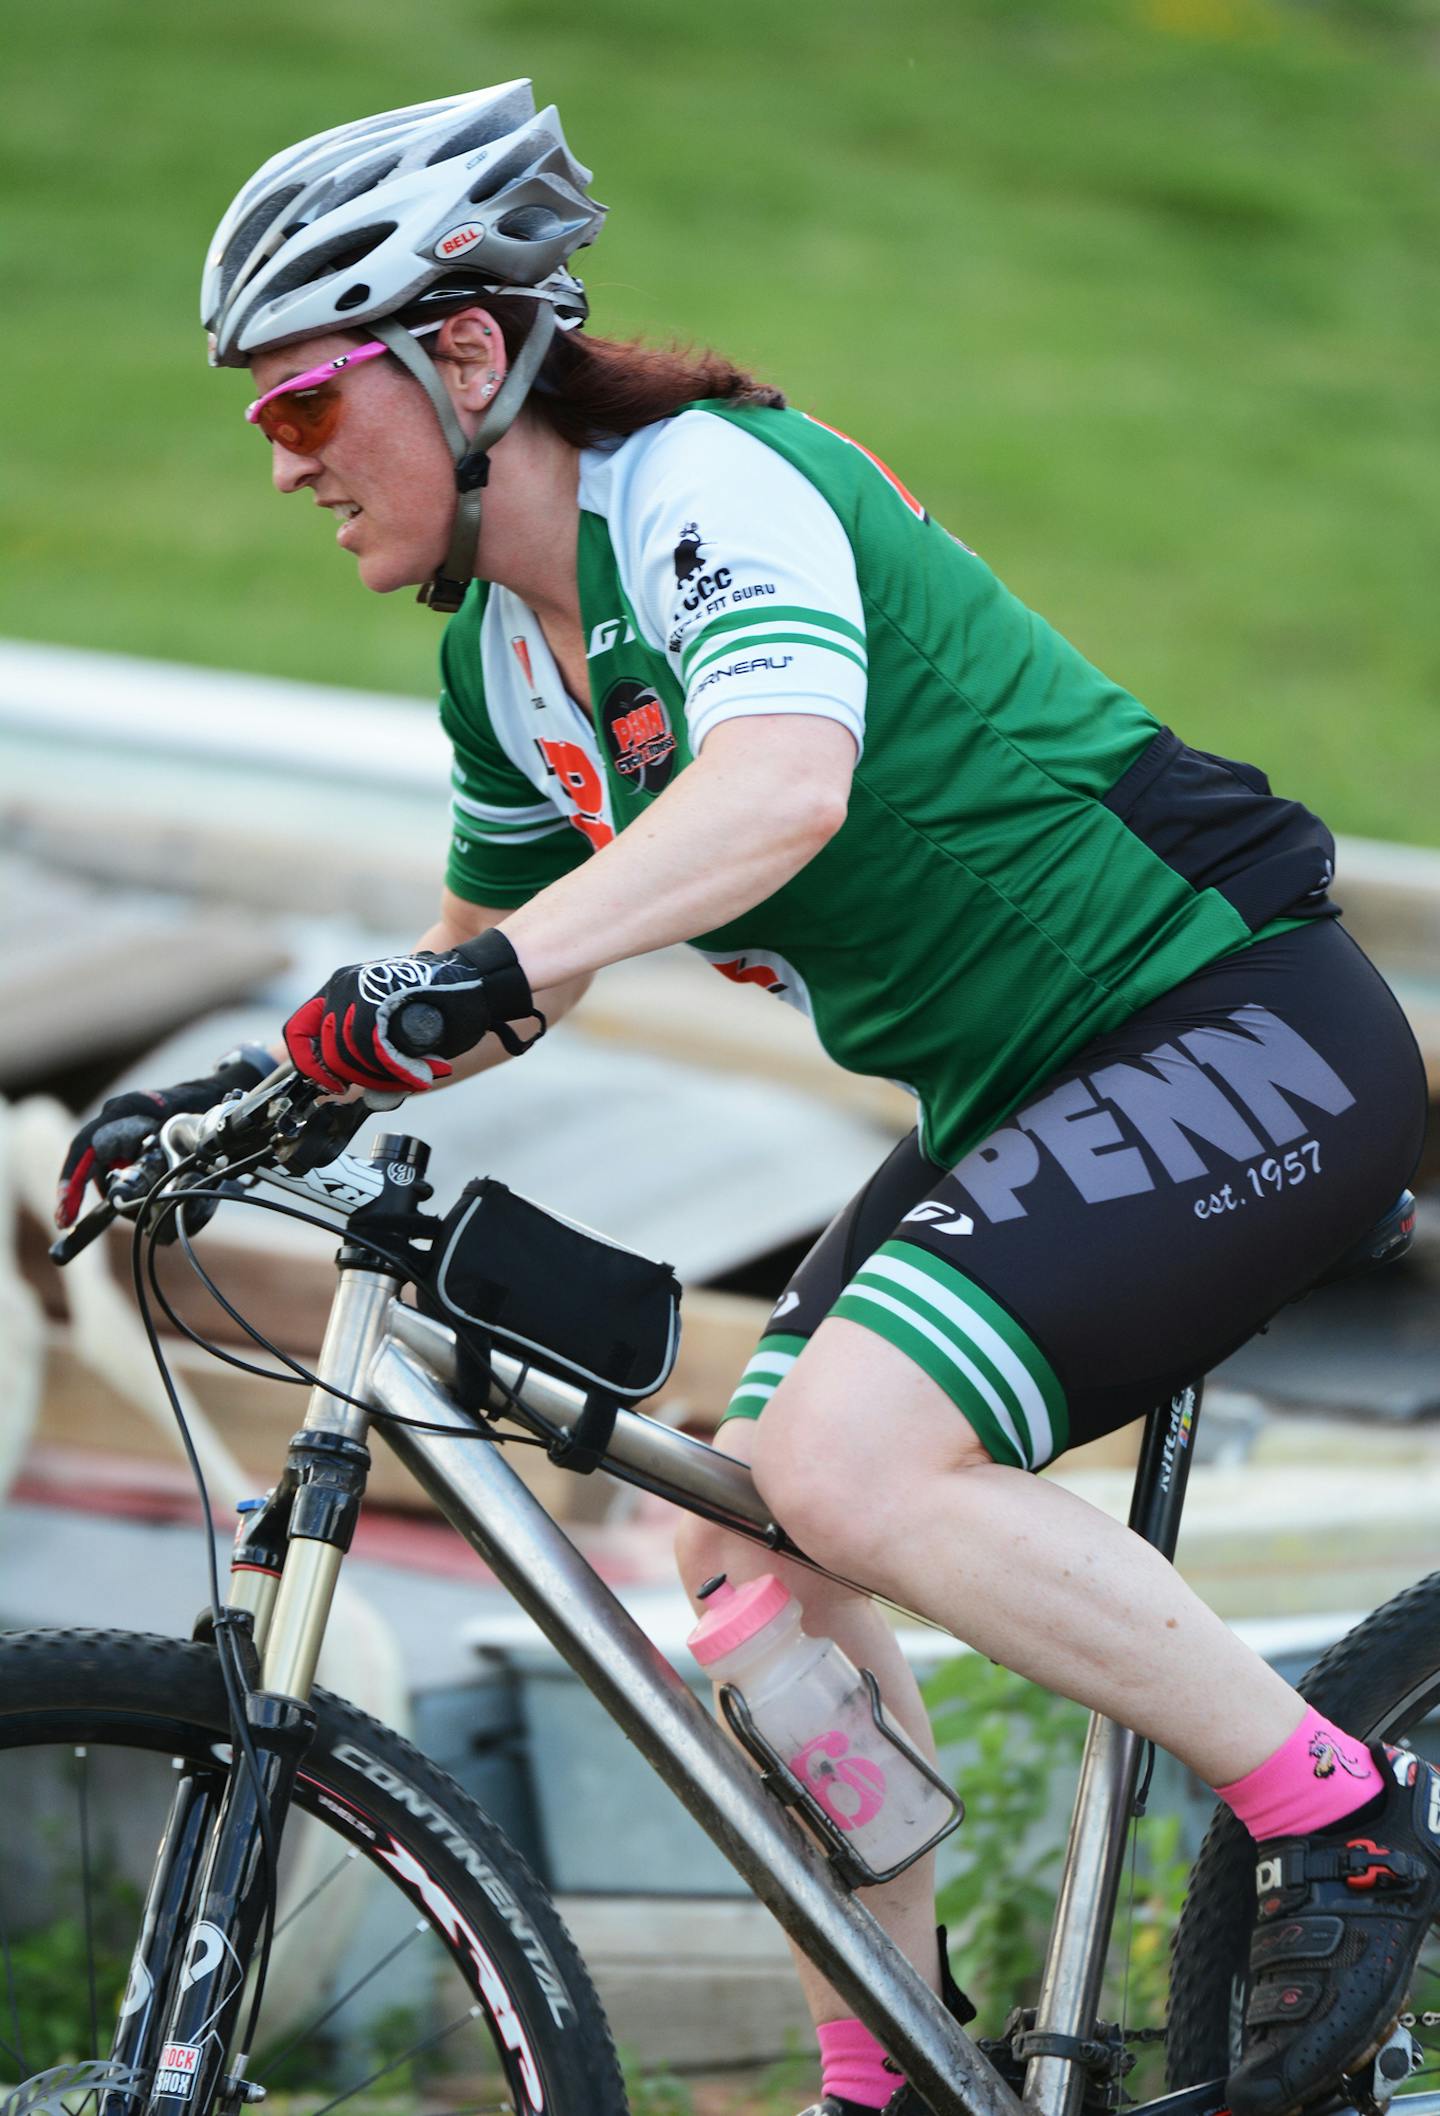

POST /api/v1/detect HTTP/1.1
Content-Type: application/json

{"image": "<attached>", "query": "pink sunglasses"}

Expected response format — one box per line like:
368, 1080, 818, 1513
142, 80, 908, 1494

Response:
244, 341, 391, 453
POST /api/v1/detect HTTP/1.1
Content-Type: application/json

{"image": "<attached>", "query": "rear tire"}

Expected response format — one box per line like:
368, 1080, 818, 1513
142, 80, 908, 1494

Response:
0, 1627, 628, 2116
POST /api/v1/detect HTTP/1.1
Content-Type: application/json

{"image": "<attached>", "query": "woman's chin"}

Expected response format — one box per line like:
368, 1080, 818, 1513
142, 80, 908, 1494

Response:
355, 550, 420, 596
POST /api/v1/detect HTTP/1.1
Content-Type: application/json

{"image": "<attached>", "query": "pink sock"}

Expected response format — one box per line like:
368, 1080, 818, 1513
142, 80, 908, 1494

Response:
817, 2018, 901, 2110
1216, 1705, 1384, 1841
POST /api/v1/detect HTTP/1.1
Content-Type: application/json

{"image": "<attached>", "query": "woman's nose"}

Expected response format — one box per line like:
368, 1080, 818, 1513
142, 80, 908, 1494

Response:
271, 440, 320, 493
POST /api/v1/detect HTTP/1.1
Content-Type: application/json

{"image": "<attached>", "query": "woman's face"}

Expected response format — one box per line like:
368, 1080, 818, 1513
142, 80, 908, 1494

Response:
247, 331, 460, 594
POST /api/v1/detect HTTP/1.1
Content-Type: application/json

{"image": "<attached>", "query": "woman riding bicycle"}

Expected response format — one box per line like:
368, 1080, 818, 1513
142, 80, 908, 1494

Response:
59, 81, 1439, 2116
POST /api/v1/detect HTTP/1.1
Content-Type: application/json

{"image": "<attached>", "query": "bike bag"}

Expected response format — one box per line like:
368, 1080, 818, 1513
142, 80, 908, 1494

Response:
425, 1179, 681, 1461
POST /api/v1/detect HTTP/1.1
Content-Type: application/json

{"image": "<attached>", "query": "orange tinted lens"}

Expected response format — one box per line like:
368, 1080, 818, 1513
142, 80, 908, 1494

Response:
256, 383, 343, 453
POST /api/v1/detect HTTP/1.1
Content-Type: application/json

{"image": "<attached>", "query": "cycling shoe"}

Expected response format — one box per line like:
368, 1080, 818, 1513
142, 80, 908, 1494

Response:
1227, 1744, 1440, 2116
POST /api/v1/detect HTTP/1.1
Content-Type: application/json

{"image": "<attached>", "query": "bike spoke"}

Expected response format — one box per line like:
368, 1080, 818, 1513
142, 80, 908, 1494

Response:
305, 2002, 484, 2116
259, 1921, 428, 2078
271, 1847, 360, 1940
76, 1747, 99, 2062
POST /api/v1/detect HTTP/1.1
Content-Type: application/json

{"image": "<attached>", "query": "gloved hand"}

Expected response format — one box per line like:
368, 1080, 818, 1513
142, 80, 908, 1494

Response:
283, 929, 543, 1096
55, 1044, 276, 1230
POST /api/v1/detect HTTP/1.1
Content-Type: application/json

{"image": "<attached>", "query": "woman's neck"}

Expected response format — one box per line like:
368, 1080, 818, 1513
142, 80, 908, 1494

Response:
474, 413, 583, 631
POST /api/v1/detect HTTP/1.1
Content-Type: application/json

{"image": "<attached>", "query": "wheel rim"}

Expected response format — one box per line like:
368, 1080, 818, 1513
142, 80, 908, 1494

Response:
0, 1707, 557, 2116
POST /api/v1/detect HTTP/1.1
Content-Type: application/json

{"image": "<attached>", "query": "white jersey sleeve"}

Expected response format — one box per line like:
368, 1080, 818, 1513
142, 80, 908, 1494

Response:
600, 409, 868, 756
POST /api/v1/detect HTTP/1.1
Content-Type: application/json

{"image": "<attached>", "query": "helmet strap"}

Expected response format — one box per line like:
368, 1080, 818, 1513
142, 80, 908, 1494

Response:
373, 305, 559, 615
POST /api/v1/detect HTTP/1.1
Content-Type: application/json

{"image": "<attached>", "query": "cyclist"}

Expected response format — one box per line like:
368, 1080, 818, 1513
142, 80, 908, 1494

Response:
61, 82, 1439, 2116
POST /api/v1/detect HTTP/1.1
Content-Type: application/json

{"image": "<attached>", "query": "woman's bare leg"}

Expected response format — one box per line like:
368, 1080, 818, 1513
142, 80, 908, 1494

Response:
674, 1417, 941, 2028
752, 1319, 1304, 1790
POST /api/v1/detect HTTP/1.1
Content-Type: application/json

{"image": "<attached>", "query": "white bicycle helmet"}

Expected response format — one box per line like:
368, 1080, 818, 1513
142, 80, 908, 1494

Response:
202, 81, 607, 610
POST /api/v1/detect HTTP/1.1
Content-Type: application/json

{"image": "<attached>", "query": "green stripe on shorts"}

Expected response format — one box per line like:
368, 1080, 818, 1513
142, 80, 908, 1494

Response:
719, 1332, 808, 1424
831, 1241, 1068, 1468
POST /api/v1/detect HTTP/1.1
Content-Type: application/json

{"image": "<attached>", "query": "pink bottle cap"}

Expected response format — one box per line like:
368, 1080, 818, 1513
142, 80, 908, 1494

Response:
688, 1574, 792, 1666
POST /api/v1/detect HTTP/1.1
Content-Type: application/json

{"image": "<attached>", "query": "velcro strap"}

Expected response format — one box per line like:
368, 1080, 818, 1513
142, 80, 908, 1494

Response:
1257, 1842, 1420, 1894
1247, 1977, 1325, 2027
1251, 1915, 1344, 1968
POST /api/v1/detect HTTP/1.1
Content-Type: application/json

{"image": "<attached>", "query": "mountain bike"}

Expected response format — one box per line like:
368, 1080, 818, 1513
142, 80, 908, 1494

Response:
4, 1058, 1436, 2116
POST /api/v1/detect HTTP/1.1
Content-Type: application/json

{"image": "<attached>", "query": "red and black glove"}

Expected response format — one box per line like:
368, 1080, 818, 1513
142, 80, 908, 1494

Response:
282, 929, 544, 1096
55, 1045, 275, 1231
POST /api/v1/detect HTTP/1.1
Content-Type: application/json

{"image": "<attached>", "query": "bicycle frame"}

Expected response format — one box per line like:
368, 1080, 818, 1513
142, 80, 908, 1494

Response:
104, 1112, 1440, 2116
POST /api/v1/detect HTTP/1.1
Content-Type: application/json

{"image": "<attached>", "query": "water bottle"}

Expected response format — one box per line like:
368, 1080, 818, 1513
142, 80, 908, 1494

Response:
687, 1574, 957, 1874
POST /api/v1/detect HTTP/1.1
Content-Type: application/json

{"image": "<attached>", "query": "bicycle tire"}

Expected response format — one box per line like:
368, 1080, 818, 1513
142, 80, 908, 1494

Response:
1166, 1570, 1440, 2091
0, 1627, 628, 2116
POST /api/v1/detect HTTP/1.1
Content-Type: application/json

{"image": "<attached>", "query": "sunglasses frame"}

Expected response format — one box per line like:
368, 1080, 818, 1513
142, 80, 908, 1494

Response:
244, 340, 391, 450
243, 321, 450, 451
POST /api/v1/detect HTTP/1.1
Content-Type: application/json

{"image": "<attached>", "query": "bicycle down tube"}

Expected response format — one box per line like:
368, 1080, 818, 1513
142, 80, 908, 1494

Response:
71, 1092, 1438, 2116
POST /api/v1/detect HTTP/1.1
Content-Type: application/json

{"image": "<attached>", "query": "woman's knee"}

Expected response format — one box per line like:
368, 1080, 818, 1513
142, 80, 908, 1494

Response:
673, 1508, 753, 1604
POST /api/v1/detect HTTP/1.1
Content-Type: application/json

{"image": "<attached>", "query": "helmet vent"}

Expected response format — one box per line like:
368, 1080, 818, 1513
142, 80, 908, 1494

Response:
265, 223, 397, 301
423, 84, 536, 168
320, 152, 402, 214
495, 206, 562, 240
218, 185, 305, 304
335, 283, 371, 311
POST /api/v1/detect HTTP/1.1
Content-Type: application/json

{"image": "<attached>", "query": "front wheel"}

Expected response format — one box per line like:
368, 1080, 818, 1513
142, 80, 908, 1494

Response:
1167, 1572, 1440, 2093
0, 1629, 627, 2116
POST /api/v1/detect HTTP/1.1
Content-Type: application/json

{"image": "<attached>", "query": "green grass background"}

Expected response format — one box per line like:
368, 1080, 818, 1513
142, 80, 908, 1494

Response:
4, 0, 1438, 840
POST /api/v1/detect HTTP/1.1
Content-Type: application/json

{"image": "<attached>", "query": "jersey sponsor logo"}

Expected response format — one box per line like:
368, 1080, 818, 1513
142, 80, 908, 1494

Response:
672, 520, 734, 612
900, 1201, 974, 1237
433, 221, 487, 260
535, 736, 614, 851
586, 615, 637, 657
674, 522, 706, 587
691, 653, 794, 699
600, 679, 676, 793
771, 1289, 801, 1321
711, 955, 788, 996
511, 636, 536, 689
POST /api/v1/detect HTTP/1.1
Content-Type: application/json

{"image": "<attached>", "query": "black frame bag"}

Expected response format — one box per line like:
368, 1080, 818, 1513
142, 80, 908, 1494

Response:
425, 1178, 682, 1471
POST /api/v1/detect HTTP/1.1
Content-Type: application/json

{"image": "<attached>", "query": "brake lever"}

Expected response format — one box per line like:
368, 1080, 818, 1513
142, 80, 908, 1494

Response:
48, 1140, 171, 1266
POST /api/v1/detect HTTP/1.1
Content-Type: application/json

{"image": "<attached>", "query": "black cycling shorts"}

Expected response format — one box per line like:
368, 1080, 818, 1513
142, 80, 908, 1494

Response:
722, 921, 1425, 1468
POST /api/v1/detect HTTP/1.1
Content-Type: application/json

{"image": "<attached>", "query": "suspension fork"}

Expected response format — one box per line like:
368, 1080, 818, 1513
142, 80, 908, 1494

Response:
1022, 1384, 1205, 2116
127, 1239, 399, 2116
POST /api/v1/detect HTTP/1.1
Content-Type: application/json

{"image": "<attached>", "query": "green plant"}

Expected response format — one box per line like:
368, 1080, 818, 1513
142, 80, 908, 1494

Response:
617, 2040, 696, 2116
0, 1876, 143, 2076
922, 1648, 1193, 2095
924, 1650, 1089, 2024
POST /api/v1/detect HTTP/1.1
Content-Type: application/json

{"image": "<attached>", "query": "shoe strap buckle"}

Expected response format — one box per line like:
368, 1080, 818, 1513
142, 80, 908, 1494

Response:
1342, 1837, 1407, 1890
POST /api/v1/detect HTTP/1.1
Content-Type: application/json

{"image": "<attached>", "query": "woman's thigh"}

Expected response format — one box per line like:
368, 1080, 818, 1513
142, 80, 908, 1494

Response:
723, 919, 1425, 1473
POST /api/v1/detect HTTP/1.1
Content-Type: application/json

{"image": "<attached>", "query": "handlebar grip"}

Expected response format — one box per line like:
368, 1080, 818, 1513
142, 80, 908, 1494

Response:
391, 1000, 446, 1058
49, 1199, 118, 1266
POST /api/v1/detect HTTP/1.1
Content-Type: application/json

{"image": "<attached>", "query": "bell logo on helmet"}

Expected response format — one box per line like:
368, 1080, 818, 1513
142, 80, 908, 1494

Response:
434, 221, 488, 261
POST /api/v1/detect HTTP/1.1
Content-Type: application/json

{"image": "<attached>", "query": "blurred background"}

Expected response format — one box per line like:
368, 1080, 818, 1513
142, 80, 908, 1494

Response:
3, 1, 1440, 2108
4, 0, 1440, 825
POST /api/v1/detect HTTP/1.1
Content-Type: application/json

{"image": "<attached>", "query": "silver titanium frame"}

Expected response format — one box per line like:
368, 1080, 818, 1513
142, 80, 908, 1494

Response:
336, 1304, 1421, 2116
122, 1105, 1433, 2116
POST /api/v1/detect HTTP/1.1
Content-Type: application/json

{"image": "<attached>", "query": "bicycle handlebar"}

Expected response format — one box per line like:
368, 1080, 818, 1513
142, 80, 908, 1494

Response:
390, 1001, 446, 1057
47, 1064, 356, 1268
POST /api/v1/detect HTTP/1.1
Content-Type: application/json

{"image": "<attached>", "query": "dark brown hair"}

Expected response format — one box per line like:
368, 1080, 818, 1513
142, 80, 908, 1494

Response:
418, 291, 786, 447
